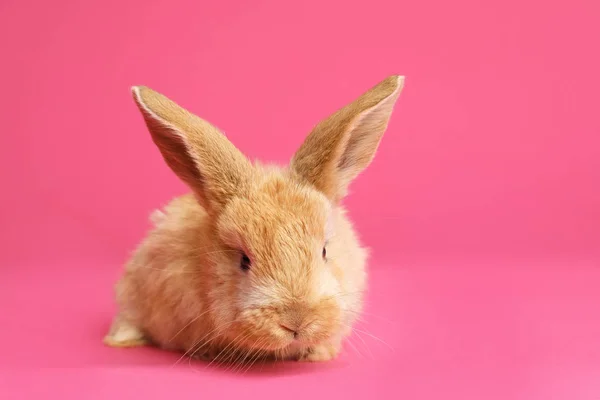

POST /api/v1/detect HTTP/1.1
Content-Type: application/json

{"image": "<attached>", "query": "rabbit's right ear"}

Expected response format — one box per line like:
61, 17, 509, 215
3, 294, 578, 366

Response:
132, 86, 252, 214
291, 76, 404, 202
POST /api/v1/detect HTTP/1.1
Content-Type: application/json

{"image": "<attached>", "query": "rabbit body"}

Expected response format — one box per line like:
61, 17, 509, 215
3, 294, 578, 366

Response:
104, 76, 404, 363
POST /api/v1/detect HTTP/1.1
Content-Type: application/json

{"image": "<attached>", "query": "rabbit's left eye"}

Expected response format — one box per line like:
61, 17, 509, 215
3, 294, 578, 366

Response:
322, 247, 327, 260
240, 253, 251, 271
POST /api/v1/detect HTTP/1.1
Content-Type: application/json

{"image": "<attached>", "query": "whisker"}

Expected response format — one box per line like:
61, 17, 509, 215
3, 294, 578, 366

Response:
322, 290, 366, 301
238, 336, 271, 374
134, 265, 196, 275
350, 328, 374, 359
205, 330, 248, 369
344, 325, 394, 351
231, 350, 254, 374
190, 249, 241, 257
234, 346, 263, 374
242, 344, 268, 374
188, 336, 223, 365
172, 321, 231, 367
221, 341, 246, 369
227, 345, 253, 374
231, 338, 262, 374
214, 331, 255, 370
341, 307, 395, 324
168, 309, 213, 343
344, 335, 363, 359
226, 337, 256, 373
225, 349, 248, 372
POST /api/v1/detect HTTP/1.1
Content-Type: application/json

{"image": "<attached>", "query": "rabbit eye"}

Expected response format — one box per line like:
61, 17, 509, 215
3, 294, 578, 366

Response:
322, 247, 327, 260
240, 253, 251, 271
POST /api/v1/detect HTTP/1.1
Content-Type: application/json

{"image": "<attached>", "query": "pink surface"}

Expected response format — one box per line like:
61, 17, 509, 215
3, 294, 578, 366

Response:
1, 0, 599, 399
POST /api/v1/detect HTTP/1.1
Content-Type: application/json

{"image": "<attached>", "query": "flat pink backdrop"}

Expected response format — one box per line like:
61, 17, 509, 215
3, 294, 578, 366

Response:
1, 0, 599, 399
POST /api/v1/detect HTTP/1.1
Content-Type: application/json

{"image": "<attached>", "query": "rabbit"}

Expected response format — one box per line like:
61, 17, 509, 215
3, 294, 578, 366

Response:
103, 75, 405, 363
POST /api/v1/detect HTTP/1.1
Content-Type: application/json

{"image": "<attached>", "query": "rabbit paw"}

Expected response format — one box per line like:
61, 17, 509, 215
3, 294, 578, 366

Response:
103, 315, 148, 348
298, 343, 340, 362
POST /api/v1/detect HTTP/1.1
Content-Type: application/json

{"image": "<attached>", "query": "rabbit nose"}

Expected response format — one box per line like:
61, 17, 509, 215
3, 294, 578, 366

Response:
280, 302, 307, 338
279, 323, 298, 338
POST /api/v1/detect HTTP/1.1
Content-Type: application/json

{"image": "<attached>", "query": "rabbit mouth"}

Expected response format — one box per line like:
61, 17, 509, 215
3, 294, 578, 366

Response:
231, 323, 337, 354
234, 312, 340, 349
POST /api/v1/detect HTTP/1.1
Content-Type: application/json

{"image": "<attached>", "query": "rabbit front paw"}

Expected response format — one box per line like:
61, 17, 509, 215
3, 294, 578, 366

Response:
297, 342, 340, 362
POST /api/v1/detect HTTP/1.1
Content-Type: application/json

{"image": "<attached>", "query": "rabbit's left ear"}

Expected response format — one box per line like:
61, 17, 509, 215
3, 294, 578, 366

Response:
291, 75, 404, 202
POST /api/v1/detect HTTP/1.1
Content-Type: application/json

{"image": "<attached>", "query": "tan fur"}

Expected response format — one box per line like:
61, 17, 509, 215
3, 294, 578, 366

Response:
105, 76, 405, 363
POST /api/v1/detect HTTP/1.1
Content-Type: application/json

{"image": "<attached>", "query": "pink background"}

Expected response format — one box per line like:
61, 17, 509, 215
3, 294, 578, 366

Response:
1, 0, 599, 399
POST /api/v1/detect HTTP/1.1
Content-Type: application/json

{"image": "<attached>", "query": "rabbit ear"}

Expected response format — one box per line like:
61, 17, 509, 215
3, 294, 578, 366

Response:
291, 75, 404, 202
132, 86, 252, 214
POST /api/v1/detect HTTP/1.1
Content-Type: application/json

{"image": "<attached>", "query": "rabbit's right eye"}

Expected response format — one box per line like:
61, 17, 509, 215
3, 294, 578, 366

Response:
240, 253, 251, 271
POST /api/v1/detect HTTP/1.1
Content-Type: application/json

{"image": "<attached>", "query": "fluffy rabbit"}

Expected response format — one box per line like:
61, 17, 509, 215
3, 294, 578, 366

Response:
104, 76, 405, 363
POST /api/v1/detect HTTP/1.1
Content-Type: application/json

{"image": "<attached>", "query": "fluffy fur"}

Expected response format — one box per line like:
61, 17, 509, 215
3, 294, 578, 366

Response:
104, 76, 405, 363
